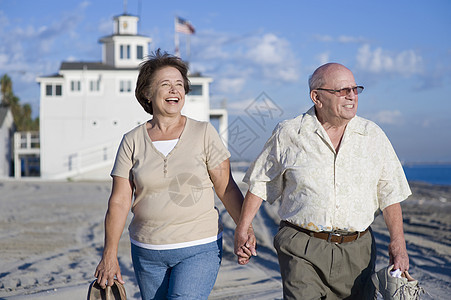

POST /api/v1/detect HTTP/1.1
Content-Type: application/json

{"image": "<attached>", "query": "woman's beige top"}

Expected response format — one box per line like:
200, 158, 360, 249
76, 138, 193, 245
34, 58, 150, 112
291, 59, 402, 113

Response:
111, 117, 230, 245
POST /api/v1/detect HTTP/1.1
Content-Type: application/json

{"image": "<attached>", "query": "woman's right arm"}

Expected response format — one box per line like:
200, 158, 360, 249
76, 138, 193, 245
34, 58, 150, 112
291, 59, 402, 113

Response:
94, 176, 133, 288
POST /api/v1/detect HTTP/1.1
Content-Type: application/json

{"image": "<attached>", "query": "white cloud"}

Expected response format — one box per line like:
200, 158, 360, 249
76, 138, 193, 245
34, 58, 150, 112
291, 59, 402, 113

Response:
372, 110, 402, 125
245, 33, 300, 82
80, 1, 91, 9
226, 98, 257, 115
0, 11, 8, 28
192, 31, 300, 95
356, 44, 423, 76
0, 53, 7, 66
98, 18, 113, 35
422, 119, 431, 128
313, 34, 333, 42
337, 35, 367, 44
316, 51, 330, 65
314, 34, 366, 43
0, 2, 93, 111
66, 56, 78, 62
247, 33, 286, 64
215, 78, 247, 94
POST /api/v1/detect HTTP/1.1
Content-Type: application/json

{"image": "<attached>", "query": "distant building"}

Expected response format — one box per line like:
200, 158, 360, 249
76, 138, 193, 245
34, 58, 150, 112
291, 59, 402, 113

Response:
37, 13, 227, 180
0, 107, 14, 177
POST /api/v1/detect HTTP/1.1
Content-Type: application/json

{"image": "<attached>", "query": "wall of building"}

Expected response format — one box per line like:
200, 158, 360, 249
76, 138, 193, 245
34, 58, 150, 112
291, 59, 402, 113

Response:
39, 69, 213, 179
0, 108, 14, 178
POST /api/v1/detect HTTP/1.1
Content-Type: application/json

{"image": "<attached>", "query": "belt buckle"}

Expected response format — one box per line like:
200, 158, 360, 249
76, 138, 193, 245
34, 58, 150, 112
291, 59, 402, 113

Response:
327, 232, 341, 243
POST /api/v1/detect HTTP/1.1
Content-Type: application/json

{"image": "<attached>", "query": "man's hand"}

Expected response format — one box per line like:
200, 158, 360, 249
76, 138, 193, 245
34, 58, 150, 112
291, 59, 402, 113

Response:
235, 225, 257, 265
234, 191, 263, 265
389, 238, 409, 272
383, 203, 409, 272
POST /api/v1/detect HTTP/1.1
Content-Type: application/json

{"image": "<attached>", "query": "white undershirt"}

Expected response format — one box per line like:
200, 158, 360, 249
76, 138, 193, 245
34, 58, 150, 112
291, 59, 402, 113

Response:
131, 232, 222, 250
152, 139, 179, 157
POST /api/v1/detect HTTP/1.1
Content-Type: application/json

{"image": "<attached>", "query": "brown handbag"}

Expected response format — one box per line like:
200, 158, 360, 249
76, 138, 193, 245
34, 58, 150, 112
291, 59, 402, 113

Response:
87, 279, 127, 300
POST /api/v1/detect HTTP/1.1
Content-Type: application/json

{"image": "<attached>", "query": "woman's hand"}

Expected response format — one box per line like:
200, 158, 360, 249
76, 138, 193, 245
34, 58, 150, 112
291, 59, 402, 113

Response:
235, 225, 257, 265
94, 176, 133, 288
94, 254, 124, 288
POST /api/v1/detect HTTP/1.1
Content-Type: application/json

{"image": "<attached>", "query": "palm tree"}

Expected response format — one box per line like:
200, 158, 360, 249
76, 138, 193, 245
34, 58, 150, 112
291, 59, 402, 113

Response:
1, 74, 13, 106
1, 74, 39, 131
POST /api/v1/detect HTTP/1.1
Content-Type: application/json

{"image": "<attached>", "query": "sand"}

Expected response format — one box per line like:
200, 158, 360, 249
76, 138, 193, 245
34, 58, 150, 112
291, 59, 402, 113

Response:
0, 175, 450, 299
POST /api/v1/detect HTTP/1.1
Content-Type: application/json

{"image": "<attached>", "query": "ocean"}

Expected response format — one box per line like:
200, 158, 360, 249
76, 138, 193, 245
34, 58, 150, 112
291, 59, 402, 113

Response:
403, 164, 451, 186
232, 162, 451, 186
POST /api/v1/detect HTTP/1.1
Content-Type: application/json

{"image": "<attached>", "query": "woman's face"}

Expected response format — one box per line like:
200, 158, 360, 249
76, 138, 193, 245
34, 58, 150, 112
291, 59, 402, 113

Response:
149, 66, 186, 117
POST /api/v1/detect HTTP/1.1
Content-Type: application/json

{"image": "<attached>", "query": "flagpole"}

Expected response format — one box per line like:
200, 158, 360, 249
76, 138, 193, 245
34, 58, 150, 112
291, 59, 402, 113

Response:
174, 16, 180, 57
186, 34, 191, 63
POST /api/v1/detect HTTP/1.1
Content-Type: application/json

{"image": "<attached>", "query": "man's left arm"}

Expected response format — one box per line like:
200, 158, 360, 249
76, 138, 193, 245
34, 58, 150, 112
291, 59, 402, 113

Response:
383, 202, 409, 271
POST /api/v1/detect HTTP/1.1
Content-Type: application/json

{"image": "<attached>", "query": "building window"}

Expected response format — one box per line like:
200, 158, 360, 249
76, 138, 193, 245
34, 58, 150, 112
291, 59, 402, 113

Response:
46, 84, 52, 96
137, 45, 143, 59
71, 80, 81, 92
119, 80, 132, 93
45, 84, 63, 96
89, 79, 100, 92
120, 45, 131, 59
190, 84, 203, 96
55, 85, 62, 96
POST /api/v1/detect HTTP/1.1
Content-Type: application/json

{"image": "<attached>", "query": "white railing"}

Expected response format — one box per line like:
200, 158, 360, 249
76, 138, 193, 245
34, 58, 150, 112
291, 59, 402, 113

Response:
14, 132, 40, 153
13, 132, 41, 178
54, 140, 119, 179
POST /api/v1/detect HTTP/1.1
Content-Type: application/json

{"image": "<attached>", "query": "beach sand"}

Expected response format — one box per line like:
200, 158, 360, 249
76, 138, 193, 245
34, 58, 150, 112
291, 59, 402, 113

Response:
0, 175, 450, 299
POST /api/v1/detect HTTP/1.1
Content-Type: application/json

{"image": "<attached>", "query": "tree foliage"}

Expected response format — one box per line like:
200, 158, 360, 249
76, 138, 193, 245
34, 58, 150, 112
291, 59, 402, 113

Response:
1, 74, 39, 131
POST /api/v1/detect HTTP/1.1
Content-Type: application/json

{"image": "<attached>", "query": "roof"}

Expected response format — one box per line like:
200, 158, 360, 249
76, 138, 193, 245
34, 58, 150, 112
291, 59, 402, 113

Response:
60, 62, 138, 71
113, 13, 138, 18
38, 74, 63, 79
0, 107, 13, 128
99, 34, 151, 40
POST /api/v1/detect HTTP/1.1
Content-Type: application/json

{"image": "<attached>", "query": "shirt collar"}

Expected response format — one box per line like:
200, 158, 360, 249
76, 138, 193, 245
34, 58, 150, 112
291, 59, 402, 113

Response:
304, 105, 368, 136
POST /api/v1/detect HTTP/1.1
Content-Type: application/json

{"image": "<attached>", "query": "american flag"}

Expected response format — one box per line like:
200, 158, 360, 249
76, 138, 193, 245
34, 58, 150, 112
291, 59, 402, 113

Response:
175, 17, 195, 34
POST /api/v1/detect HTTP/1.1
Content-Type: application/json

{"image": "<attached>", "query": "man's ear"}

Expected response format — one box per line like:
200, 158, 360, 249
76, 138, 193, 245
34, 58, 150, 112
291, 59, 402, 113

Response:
310, 90, 322, 108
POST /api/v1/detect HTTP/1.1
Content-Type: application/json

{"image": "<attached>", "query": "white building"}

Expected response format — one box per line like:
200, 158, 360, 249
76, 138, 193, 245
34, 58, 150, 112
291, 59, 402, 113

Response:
0, 107, 14, 177
37, 13, 227, 180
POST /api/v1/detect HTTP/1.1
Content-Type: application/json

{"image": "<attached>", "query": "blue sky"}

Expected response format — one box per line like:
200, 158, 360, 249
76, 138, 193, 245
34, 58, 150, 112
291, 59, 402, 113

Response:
1, 0, 450, 162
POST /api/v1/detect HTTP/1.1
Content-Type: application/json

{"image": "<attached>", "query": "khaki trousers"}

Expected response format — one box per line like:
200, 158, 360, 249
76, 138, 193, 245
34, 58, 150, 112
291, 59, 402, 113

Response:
274, 223, 376, 300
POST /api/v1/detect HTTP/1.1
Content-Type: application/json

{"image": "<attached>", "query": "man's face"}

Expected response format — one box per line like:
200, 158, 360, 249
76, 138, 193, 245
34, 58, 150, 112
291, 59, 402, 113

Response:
312, 67, 358, 126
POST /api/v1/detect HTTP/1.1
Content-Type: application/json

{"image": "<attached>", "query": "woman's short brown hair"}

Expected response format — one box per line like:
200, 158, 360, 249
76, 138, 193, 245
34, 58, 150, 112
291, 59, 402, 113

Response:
135, 49, 190, 115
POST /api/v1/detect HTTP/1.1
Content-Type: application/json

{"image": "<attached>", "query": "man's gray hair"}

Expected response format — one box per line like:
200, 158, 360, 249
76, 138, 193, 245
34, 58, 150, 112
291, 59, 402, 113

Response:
309, 63, 347, 92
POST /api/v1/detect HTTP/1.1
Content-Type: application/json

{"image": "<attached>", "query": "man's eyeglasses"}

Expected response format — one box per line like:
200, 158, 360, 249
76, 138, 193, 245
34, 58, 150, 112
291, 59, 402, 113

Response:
316, 86, 364, 97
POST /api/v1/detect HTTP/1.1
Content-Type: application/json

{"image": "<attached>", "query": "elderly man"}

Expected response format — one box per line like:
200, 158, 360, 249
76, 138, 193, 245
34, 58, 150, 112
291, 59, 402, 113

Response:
234, 63, 411, 299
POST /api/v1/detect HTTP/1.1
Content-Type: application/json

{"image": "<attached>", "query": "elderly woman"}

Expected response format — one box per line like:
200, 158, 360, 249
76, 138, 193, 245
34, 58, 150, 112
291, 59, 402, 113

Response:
94, 49, 255, 299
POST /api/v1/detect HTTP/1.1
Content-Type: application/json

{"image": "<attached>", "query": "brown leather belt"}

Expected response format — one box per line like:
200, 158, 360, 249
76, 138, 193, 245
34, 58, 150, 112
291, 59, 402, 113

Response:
281, 220, 368, 244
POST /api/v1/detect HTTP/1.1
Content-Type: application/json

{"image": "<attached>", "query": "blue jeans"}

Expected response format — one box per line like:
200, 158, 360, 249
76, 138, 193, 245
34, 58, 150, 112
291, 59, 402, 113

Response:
131, 238, 222, 300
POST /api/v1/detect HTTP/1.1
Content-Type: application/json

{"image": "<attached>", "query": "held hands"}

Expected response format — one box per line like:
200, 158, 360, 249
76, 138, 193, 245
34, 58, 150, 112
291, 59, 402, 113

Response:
388, 238, 409, 272
94, 254, 125, 289
234, 225, 257, 265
